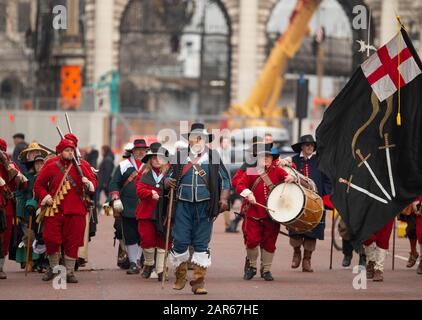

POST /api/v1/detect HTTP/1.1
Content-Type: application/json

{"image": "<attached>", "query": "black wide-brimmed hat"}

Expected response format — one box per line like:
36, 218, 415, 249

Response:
182, 123, 214, 142
142, 142, 169, 163
291, 135, 317, 154
132, 139, 149, 150
248, 136, 273, 155
255, 143, 279, 161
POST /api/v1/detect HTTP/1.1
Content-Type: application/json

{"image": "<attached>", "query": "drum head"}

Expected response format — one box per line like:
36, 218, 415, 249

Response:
267, 183, 305, 223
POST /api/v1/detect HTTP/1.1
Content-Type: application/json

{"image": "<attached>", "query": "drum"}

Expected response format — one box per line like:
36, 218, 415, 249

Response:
266, 182, 323, 233
282, 166, 318, 193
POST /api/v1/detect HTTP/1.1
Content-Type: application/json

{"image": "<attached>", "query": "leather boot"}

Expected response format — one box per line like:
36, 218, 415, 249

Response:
141, 248, 155, 278
406, 252, 419, 268
173, 262, 188, 290
366, 261, 375, 279
0, 258, 6, 280
302, 250, 314, 272
190, 264, 207, 295
291, 247, 302, 269
43, 252, 60, 281
64, 256, 78, 284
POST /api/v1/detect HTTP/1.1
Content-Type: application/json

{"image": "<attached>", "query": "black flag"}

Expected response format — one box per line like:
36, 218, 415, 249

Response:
316, 28, 422, 247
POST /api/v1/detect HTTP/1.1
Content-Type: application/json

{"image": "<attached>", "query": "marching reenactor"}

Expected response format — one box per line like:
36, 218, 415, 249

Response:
289, 135, 332, 272
14, 143, 49, 272
0, 138, 28, 279
165, 123, 230, 295
234, 142, 295, 281
135, 143, 170, 281
363, 218, 395, 282
109, 139, 149, 275
34, 139, 97, 283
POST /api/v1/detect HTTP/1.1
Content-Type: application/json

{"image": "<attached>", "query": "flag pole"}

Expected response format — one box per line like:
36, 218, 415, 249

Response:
330, 209, 335, 270
392, 218, 396, 271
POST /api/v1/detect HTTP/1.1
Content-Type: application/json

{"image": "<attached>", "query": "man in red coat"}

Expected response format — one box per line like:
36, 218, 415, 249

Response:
234, 143, 295, 281
34, 139, 97, 283
0, 138, 27, 279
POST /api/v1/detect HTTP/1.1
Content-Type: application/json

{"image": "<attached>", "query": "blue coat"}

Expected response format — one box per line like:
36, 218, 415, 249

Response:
289, 154, 332, 240
109, 158, 142, 219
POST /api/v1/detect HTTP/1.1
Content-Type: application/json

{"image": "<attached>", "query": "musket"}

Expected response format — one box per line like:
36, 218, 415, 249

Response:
37, 143, 55, 155
65, 113, 82, 163
162, 188, 174, 289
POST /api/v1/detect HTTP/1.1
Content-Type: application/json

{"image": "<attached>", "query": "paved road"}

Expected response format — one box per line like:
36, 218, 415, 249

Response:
1, 212, 421, 300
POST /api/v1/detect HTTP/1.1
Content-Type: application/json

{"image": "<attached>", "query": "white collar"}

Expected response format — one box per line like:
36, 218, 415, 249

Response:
187, 152, 208, 165
300, 152, 315, 160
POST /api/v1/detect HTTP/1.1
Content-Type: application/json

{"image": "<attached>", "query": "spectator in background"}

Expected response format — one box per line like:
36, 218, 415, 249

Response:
12, 133, 28, 173
85, 145, 99, 169
264, 133, 273, 144
217, 135, 232, 232
97, 146, 115, 202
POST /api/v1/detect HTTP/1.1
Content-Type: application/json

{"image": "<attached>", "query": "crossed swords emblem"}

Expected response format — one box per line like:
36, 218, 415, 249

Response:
339, 133, 396, 204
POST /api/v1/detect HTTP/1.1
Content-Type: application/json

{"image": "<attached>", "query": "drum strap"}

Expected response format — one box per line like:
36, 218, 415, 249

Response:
241, 170, 275, 217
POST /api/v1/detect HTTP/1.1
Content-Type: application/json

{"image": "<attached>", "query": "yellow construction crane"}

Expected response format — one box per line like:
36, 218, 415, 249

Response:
227, 0, 321, 127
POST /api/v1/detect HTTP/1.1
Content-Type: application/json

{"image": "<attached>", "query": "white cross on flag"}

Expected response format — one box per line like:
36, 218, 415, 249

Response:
361, 31, 422, 102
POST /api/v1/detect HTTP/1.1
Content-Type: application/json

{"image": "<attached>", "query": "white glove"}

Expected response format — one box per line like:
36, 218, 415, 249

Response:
0, 176, 5, 187
113, 199, 124, 213
247, 193, 257, 205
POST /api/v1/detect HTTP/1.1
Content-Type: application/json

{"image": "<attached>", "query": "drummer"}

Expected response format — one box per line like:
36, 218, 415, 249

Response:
289, 135, 333, 272
234, 142, 295, 281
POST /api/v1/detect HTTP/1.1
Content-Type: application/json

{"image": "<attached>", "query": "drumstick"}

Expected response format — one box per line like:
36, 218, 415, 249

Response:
253, 201, 275, 213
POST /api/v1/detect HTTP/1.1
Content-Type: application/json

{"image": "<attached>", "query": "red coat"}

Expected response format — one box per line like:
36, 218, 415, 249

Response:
135, 168, 165, 220
44, 156, 97, 182
235, 164, 288, 220
34, 158, 97, 216
0, 160, 24, 217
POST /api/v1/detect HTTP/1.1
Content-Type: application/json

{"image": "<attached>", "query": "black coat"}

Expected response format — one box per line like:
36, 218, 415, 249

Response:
289, 154, 332, 240
98, 153, 115, 190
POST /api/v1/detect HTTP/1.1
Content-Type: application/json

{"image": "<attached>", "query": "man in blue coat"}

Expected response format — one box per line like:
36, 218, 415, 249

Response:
289, 135, 332, 272
165, 123, 230, 295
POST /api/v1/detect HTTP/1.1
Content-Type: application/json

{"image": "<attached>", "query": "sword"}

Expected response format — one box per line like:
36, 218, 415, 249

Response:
339, 176, 388, 204
356, 149, 391, 201
379, 133, 396, 198
65, 113, 82, 163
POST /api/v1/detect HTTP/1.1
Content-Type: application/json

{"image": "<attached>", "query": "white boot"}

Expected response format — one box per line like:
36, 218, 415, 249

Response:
374, 247, 387, 282
156, 248, 167, 282
363, 243, 377, 279
141, 248, 155, 279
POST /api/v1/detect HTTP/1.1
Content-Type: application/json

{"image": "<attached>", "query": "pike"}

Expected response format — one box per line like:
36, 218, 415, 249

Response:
356, 149, 391, 201
65, 113, 82, 164
339, 176, 388, 204
379, 133, 396, 198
